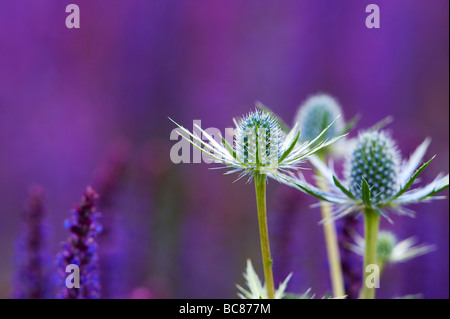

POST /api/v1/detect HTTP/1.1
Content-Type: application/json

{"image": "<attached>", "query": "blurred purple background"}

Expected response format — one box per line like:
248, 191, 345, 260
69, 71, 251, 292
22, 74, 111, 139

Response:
0, 0, 448, 298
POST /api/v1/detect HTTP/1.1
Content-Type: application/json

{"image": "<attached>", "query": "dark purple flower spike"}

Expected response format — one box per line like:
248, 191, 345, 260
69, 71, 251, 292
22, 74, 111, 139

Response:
57, 186, 102, 299
12, 186, 52, 299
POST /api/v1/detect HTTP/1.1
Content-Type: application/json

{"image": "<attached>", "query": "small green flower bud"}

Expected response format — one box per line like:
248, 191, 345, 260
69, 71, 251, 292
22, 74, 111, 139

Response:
377, 231, 397, 264
346, 130, 400, 202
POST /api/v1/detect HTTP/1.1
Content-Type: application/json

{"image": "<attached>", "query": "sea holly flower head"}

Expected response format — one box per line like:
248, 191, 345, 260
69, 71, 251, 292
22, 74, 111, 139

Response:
258, 95, 356, 158
376, 231, 398, 264
345, 230, 435, 265
281, 129, 449, 221
295, 94, 345, 144
346, 130, 401, 203
235, 110, 282, 170
170, 106, 345, 182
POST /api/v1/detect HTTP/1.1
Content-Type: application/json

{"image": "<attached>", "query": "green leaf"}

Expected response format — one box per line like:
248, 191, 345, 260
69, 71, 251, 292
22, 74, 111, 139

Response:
425, 175, 449, 197
333, 176, 356, 200
290, 180, 334, 203
278, 173, 349, 204
299, 115, 343, 152
392, 174, 449, 205
361, 177, 372, 207
393, 155, 436, 199
278, 131, 300, 164
222, 136, 236, 159
291, 133, 347, 163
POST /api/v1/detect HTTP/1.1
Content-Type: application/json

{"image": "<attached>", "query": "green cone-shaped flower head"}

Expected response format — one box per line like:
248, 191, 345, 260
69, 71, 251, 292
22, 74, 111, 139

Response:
346, 130, 400, 203
295, 94, 344, 143
236, 109, 282, 169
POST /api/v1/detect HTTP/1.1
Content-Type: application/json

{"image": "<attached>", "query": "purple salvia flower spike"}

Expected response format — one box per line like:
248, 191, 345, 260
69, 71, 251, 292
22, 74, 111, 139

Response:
57, 186, 102, 299
12, 185, 53, 299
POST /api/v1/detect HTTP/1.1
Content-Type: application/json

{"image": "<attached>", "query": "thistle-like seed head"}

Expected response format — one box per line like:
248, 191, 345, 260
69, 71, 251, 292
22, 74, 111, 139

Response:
295, 94, 344, 143
377, 231, 397, 263
235, 110, 282, 169
346, 130, 400, 202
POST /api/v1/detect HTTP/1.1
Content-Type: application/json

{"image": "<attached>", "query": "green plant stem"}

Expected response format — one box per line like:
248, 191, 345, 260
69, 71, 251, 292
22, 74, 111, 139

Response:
316, 175, 345, 298
254, 172, 275, 299
361, 208, 380, 299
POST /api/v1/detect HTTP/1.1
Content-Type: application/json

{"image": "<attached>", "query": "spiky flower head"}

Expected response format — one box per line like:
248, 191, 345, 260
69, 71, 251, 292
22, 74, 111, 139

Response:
346, 131, 400, 203
235, 109, 282, 171
281, 130, 449, 221
170, 105, 344, 182
295, 94, 345, 144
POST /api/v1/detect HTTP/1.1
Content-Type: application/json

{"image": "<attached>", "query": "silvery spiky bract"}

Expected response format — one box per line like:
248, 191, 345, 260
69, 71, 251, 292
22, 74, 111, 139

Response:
236, 259, 292, 299
170, 107, 345, 182
236, 260, 342, 300
345, 230, 435, 264
295, 94, 345, 144
280, 129, 449, 221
